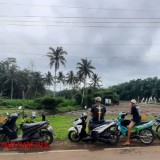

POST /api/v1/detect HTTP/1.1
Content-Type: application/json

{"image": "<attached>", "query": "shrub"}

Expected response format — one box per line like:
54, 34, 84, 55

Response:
83, 95, 94, 108
34, 96, 64, 110
0, 101, 8, 106
57, 99, 76, 108
74, 93, 82, 105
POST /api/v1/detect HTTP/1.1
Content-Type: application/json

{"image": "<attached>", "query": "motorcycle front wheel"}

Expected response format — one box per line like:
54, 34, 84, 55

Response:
41, 131, 53, 145
68, 131, 81, 142
139, 128, 154, 144
0, 134, 9, 144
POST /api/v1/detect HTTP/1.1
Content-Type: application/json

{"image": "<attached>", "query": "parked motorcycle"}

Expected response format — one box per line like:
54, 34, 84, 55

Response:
117, 112, 155, 144
153, 115, 160, 139
68, 112, 119, 145
0, 113, 54, 145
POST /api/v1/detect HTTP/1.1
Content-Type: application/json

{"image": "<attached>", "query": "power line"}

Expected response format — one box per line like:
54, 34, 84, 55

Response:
2, 23, 160, 28
3, 20, 160, 24
0, 2, 160, 12
0, 51, 160, 59
1, 15, 160, 19
1, 43, 160, 46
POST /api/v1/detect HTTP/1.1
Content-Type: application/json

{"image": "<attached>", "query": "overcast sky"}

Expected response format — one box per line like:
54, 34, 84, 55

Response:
1, 0, 160, 89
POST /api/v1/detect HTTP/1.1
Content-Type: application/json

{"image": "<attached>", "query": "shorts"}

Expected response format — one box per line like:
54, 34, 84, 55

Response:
128, 121, 135, 129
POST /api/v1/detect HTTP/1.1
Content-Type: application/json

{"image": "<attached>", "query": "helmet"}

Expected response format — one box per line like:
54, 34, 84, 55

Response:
131, 99, 136, 104
95, 96, 102, 102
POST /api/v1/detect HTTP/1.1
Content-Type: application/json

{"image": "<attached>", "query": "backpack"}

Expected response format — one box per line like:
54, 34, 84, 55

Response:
136, 106, 141, 117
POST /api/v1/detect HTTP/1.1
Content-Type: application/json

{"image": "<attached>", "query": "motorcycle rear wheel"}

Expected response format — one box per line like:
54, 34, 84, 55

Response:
68, 131, 81, 142
102, 130, 119, 145
139, 128, 154, 144
41, 131, 53, 145
108, 132, 119, 145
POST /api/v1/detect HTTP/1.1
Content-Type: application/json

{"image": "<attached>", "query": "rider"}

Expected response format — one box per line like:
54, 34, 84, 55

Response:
89, 96, 106, 132
123, 99, 141, 146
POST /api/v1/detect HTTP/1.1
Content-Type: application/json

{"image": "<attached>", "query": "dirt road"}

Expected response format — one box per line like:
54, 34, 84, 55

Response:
0, 146, 160, 160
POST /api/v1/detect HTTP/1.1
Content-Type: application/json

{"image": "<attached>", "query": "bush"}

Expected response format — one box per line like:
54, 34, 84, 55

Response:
24, 105, 35, 109
34, 96, 64, 110
0, 101, 8, 106
83, 95, 94, 108
57, 99, 76, 108
74, 93, 82, 105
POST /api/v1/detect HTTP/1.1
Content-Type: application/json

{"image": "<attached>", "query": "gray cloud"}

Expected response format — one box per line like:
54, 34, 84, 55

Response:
0, 0, 160, 88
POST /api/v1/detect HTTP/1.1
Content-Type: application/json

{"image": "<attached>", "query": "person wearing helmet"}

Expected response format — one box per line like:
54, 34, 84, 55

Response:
88, 97, 106, 132
123, 99, 141, 146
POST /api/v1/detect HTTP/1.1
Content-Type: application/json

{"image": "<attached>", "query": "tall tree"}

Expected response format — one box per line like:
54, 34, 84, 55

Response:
0, 58, 18, 99
31, 72, 45, 98
66, 70, 75, 89
77, 58, 95, 104
46, 47, 67, 97
90, 73, 102, 91
57, 71, 65, 91
44, 71, 54, 90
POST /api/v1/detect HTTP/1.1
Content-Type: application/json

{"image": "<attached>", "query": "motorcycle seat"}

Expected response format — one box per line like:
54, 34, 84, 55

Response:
90, 120, 113, 129
22, 121, 47, 130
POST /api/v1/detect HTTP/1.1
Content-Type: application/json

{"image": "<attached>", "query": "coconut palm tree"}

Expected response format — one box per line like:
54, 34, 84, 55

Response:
57, 71, 65, 91
90, 73, 102, 91
46, 47, 67, 97
66, 70, 75, 89
31, 71, 45, 98
77, 58, 95, 104
44, 71, 54, 90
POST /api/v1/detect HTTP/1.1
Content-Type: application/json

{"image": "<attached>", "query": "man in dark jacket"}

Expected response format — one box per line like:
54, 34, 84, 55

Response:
89, 96, 106, 127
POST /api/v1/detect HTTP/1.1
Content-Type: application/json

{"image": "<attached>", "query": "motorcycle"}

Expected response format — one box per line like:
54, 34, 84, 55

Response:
68, 112, 119, 145
153, 115, 160, 139
117, 112, 155, 144
0, 113, 54, 145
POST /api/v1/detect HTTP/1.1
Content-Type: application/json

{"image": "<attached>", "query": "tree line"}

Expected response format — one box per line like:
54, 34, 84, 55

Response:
0, 47, 102, 101
111, 77, 160, 102
1, 47, 160, 104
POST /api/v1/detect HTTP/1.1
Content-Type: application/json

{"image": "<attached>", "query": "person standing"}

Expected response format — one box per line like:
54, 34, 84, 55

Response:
41, 109, 46, 121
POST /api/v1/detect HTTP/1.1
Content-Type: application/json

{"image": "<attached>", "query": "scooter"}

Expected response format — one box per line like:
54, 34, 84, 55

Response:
0, 113, 54, 145
117, 112, 155, 144
68, 113, 119, 145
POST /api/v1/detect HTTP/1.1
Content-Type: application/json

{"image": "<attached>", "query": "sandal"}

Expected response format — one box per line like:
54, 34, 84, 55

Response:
123, 143, 131, 146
